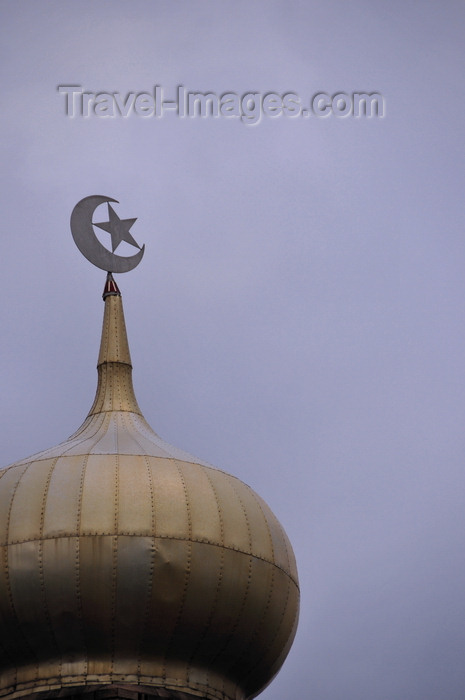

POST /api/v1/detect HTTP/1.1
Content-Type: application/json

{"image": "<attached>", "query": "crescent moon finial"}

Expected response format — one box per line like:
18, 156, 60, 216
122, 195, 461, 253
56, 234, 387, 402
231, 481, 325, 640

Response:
70, 195, 145, 273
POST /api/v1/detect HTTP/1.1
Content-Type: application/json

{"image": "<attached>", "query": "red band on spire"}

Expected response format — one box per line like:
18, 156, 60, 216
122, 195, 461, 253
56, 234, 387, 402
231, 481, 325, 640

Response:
102, 272, 121, 300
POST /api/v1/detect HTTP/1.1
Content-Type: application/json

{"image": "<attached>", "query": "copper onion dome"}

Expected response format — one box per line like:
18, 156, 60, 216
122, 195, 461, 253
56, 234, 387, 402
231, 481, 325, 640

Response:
0, 276, 299, 700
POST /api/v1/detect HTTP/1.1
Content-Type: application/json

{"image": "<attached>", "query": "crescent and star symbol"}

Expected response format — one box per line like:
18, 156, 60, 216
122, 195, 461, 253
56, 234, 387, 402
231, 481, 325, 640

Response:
70, 195, 145, 273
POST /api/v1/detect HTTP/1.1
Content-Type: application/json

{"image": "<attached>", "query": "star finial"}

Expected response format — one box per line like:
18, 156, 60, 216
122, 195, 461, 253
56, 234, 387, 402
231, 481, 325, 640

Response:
94, 203, 140, 253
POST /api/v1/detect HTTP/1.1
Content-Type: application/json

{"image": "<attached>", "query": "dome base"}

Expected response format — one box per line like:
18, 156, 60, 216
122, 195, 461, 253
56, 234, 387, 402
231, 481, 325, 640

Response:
0, 684, 230, 700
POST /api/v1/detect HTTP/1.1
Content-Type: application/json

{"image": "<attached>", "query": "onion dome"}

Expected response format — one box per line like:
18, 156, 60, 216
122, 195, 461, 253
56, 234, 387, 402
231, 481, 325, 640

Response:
0, 275, 299, 700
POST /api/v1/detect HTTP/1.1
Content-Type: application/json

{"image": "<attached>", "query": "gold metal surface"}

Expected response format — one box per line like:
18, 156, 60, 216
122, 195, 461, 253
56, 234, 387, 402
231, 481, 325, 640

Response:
0, 291, 299, 700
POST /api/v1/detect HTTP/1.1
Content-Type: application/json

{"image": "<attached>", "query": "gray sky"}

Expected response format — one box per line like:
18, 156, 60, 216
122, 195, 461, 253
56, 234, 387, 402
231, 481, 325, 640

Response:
1, 1, 465, 698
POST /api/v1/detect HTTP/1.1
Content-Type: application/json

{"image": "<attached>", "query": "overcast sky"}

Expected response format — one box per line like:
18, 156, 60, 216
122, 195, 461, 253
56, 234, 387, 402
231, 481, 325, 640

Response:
1, 2, 465, 699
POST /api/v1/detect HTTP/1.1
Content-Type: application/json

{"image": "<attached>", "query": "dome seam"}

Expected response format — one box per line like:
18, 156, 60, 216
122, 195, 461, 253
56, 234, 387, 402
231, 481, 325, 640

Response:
3, 462, 39, 682
38, 456, 63, 680
75, 453, 90, 677
187, 467, 225, 690
228, 560, 275, 685
207, 476, 254, 689
0, 534, 299, 587
137, 454, 157, 677
160, 463, 193, 681
110, 454, 119, 678
238, 565, 293, 690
